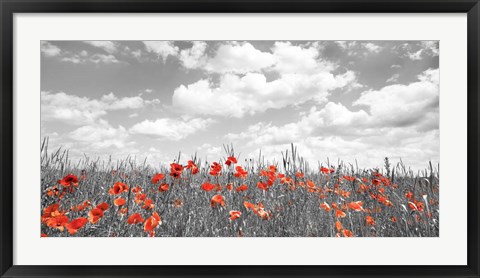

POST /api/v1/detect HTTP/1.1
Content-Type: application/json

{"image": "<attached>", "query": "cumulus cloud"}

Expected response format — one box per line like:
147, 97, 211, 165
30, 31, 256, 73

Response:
224, 68, 439, 170
41, 41, 61, 57
41, 91, 160, 125
178, 41, 208, 69
172, 42, 357, 119
84, 41, 119, 53
129, 117, 215, 141
354, 68, 439, 128
225, 102, 370, 147
143, 41, 179, 61
272, 41, 333, 74
205, 42, 276, 73
172, 70, 356, 118
171, 41, 361, 118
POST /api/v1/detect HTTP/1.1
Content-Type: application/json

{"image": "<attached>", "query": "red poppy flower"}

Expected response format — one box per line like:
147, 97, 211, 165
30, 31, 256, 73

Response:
320, 202, 331, 212
335, 209, 346, 218
45, 215, 70, 231
229, 210, 242, 220
96, 202, 109, 211
335, 220, 343, 232
257, 181, 268, 191
244, 201, 255, 210
41, 233, 48, 237
127, 213, 144, 224
405, 191, 414, 200
142, 199, 155, 210
65, 217, 88, 235
234, 166, 248, 179
209, 162, 222, 176
135, 193, 147, 204
235, 184, 248, 192
415, 200, 425, 212
114, 198, 126, 207
57, 174, 79, 187
225, 156, 237, 166
348, 201, 364, 212
320, 167, 330, 175
365, 215, 375, 226
342, 229, 354, 237
131, 186, 142, 194
408, 201, 418, 211
88, 208, 104, 224
169, 163, 184, 179
186, 160, 199, 175
295, 172, 304, 178
108, 182, 129, 195
41, 203, 62, 222
46, 186, 60, 197
210, 194, 225, 208
279, 176, 292, 184
157, 183, 169, 192
201, 182, 216, 191
391, 216, 397, 223
144, 211, 161, 237
151, 173, 165, 184
226, 183, 233, 191
372, 179, 381, 186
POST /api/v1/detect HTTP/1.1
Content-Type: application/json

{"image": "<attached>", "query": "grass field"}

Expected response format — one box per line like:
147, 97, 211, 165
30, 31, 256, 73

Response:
40, 139, 439, 237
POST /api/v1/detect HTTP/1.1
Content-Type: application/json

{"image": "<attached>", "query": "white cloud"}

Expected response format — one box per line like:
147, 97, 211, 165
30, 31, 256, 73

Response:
129, 113, 139, 118
205, 42, 276, 73
69, 120, 131, 149
177, 41, 332, 75
225, 102, 370, 146
249, 128, 438, 171
101, 93, 144, 109
41, 41, 61, 57
272, 41, 333, 74
41, 91, 160, 125
129, 117, 215, 141
336, 41, 383, 57
172, 68, 357, 118
422, 41, 439, 56
197, 143, 223, 161
354, 68, 439, 127
224, 68, 439, 170
399, 41, 439, 61
179, 41, 208, 69
362, 42, 382, 53
143, 41, 179, 61
408, 49, 423, 61
84, 41, 119, 53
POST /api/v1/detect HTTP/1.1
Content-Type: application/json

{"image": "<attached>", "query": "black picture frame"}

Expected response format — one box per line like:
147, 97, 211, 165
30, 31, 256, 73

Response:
1, 1, 479, 277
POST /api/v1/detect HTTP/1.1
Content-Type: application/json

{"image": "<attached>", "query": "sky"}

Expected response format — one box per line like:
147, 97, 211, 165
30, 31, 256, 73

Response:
41, 40, 439, 171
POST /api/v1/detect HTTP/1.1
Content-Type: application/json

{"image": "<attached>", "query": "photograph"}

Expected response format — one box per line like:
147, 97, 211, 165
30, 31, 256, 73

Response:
40, 40, 440, 237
